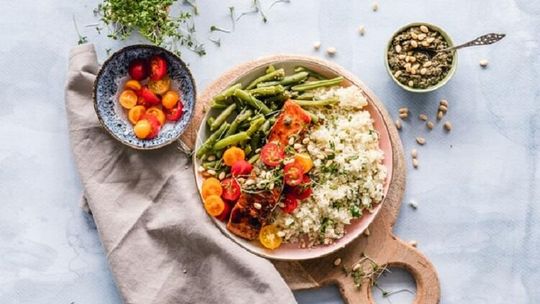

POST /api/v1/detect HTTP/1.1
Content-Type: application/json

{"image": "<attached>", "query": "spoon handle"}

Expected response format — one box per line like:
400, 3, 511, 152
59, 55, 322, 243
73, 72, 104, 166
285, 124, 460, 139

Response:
444, 33, 506, 52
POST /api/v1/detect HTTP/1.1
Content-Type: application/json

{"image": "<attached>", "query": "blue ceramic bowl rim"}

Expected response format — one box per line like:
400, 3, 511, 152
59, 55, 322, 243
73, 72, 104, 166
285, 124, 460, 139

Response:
93, 44, 197, 150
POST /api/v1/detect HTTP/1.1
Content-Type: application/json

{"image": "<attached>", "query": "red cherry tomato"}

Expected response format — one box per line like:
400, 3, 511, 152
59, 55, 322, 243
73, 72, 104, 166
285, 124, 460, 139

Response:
142, 114, 161, 139
164, 99, 184, 121
128, 59, 148, 81
216, 201, 232, 222
260, 142, 285, 167
231, 160, 253, 177
283, 163, 304, 186
282, 194, 299, 214
221, 178, 241, 202
139, 86, 161, 106
149, 55, 167, 81
287, 175, 312, 200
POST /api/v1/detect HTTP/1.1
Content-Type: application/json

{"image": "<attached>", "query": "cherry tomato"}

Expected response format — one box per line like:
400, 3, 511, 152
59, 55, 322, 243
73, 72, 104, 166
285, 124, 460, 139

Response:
164, 99, 184, 121
161, 90, 180, 109
128, 105, 146, 125
283, 163, 304, 186
149, 55, 167, 81
216, 201, 232, 222
223, 147, 245, 167
119, 89, 138, 109
221, 178, 241, 202
145, 107, 166, 126
231, 160, 253, 177
259, 225, 282, 250
133, 119, 152, 139
202, 177, 223, 199
204, 195, 225, 217
148, 76, 171, 95
260, 142, 285, 167
282, 194, 299, 214
142, 114, 161, 139
287, 175, 312, 200
128, 59, 148, 81
294, 153, 313, 173
124, 79, 142, 91
139, 86, 161, 106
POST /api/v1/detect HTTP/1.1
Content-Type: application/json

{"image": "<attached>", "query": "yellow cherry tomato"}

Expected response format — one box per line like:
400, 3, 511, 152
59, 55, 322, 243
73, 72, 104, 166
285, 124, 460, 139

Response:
259, 225, 282, 250
204, 195, 225, 217
133, 119, 152, 139
119, 89, 138, 109
148, 76, 171, 95
222, 147, 245, 166
294, 153, 313, 173
128, 105, 146, 125
125, 79, 142, 91
145, 107, 166, 125
202, 177, 223, 199
162, 90, 180, 109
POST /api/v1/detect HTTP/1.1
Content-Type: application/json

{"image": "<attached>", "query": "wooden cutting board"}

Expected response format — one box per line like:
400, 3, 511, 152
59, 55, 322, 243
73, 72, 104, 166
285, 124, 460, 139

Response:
181, 55, 440, 304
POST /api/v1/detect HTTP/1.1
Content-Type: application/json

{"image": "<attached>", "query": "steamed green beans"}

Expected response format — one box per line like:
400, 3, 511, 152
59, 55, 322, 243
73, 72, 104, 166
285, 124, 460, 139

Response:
246, 69, 285, 89
280, 71, 309, 86
213, 83, 242, 103
196, 122, 229, 158
291, 77, 344, 91
210, 103, 236, 131
213, 132, 249, 150
225, 109, 252, 137
233, 89, 271, 115
248, 85, 285, 97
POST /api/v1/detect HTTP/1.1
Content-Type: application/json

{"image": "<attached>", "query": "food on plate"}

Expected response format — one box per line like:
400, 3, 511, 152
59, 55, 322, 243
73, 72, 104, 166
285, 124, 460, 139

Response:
196, 65, 386, 249
118, 55, 184, 139
387, 24, 454, 89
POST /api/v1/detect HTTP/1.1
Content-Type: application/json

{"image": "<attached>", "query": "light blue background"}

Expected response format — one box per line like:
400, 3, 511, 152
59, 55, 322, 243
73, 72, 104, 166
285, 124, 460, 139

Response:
1, 0, 538, 303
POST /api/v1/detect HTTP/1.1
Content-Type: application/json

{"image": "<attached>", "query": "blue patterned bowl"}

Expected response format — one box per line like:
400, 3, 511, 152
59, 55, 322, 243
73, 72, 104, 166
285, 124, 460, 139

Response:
93, 44, 196, 150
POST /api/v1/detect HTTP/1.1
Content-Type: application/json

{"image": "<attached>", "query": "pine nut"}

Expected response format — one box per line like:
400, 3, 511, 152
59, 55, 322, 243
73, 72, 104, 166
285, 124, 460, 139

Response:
416, 137, 426, 145
417, 33, 426, 41
409, 200, 418, 209
364, 228, 370, 236
411, 32, 418, 40
395, 119, 402, 130
352, 263, 361, 271
409, 240, 418, 247
218, 171, 226, 180
423, 61, 432, 68
207, 155, 216, 161
479, 59, 489, 67
326, 47, 337, 56
426, 121, 434, 130
444, 121, 452, 131
207, 169, 217, 176
253, 202, 262, 210
399, 107, 409, 113
358, 25, 366, 36
313, 41, 321, 50
394, 70, 402, 78
399, 112, 409, 119
408, 80, 414, 87
197, 166, 206, 173
334, 258, 342, 266
420, 25, 429, 33
395, 45, 402, 53
439, 104, 448, 113
437, 110, 444, 120
410, 40, 418, 48
419, 114, 428, 121
411, 149, 418, 158
413, 158, 419, 168
372, 2, 379, 11
439, 99, 448, 107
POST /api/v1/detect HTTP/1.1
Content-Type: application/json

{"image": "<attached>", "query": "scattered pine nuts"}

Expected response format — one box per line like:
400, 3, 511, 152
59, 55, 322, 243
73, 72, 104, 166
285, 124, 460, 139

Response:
416, 137, 426, 145
358, 25, 366, 36
207, 169, 217, 176
411, 149, 418, 158
412, 158, 419, 168
399, 107, 409, 113
479, 59, 489, 68
420, 25, 429, 33
408, 80, 414, 87
352, 263, 362, 271
372, 2, 379, 11
364, 228, 371, 236
313, 41, 321, 50
218, 171, 226, 180
253, 202, 262, 210
197, 166, 206, 173
419, 114, 428, 121
439, 104, 448, 113
408, 200, 418, 209
334, 258, 342, 266
395, 119, 402, 130
207, 155, 216, 161
426, 121, 434, 130
439, 99, 448, 107
399, 112, 409, 119
326, 47, 337, 56
437, 110, 444, 120
444, 121, 452, 132
409, 240, 418, 247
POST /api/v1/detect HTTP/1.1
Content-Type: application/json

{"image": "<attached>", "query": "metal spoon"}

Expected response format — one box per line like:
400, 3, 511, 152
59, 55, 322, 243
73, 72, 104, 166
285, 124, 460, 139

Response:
416, 33, 506, 58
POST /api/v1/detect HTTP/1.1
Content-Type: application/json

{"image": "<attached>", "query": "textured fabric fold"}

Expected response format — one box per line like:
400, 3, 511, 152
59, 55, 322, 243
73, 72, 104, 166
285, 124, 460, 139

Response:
65, 44, 296, 304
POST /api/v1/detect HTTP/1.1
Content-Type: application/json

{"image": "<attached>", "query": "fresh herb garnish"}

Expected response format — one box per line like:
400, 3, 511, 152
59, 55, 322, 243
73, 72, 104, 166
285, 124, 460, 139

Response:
72, 16, 88, 45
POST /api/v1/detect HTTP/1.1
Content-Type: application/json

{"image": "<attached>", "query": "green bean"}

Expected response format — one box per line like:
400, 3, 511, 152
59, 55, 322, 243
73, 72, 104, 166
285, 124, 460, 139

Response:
250, 132, 261, 153
248, 154, 259, 164
225, 109, 253, 137
210, 103, 236, 131
196, 122, 229, 158
213, 84, 242, 103
211, 100, 229, 109
206, 117, 215, 127
291, 77, 344, 91
246, 68, 285, 89
260, 118, 274, 135
305, 111, 319, 123
256, 81, 281, 88
202, 161, 218, 169
248, 85, 285, 97
233, 89, 271, 115
280, 71, 309, 86
294, 66, 327, 80
266, 65, 276, 74
213, 132, 250, 150
292, 97, 339, 107
263, 92, 290, 105
296, 92, 315, 100
244, 145, 252, 156
246, 115, 265, 136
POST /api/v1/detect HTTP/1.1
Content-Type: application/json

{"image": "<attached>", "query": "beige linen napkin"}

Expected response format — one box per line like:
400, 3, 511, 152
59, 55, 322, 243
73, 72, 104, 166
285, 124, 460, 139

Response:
65, 44, 297, 304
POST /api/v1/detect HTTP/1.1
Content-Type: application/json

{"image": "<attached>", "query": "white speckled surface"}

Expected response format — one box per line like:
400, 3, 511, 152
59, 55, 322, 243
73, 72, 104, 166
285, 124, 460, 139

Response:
1, 0, 538, 303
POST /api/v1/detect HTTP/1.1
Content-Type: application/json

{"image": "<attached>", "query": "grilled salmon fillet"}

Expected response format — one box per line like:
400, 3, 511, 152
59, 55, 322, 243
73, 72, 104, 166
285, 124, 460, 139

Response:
227, 101, 311, 240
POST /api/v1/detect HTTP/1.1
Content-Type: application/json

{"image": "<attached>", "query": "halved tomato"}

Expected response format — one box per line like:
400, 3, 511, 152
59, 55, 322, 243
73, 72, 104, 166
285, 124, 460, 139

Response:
128, 59, 148, 81
142, 114, 161, 139
216, 201, 232, 221
231, 160, 253, 177
133, 119, 152, 139
148, 76, 171, 95
283, 163, 304, 186
287, 175, 312, 200
282, 194, 299, 214
125, 79, 142, 91
204, 195, 225, 217
260, 142, 284, 167
164, 99, 184, 121
221, 178, 241, 202
259, 225, 282, 250
145, 107, 166, 125
119, 89, 138, 109
139, 86, 161, 106
161, 90, 180, 109
128, 105, 146, 125
149, 55, 167, 81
